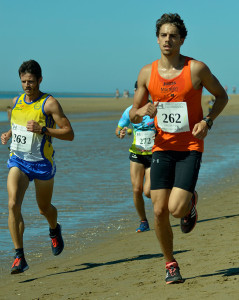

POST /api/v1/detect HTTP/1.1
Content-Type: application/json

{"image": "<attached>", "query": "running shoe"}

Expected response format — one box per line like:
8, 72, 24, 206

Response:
165, 261, 184, 284
11, 256, 29, 274
49, 223, 64, 256
180, 191, 198, 234
136, 220, 150, 232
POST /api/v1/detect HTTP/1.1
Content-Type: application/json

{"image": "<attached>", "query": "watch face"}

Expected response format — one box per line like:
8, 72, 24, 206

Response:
42, 126, 47, 134
207, 119, 213, 127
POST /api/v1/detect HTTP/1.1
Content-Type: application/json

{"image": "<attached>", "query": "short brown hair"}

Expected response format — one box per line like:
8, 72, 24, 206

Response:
156, 13, 187, 39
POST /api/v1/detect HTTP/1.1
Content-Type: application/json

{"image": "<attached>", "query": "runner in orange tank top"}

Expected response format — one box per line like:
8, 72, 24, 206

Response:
129, 13, 228, 284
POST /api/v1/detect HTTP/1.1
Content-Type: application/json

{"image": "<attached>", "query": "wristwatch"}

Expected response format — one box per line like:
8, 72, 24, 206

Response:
41, 126, 47, 134
203, 117, 213, 130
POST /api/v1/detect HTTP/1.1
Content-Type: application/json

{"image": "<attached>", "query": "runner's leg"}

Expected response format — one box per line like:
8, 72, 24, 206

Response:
151, 189, 174, 262
130, 160, 146, 220
7, 167, 29, 249
143, 167, 151, 198
34, 178, 57, 229
168, 187, 193, 218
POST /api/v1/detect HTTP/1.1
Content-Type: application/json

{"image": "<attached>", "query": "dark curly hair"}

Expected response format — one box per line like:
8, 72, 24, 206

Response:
156, 13, 187, 39
18, 60, 42, 80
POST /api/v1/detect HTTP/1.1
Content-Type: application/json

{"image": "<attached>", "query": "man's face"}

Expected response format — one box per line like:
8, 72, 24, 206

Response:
20, 72, 42, 96
157, 23, 184, 56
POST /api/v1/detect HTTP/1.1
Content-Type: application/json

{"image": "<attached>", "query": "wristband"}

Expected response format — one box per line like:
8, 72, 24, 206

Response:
118, 130, 121, 135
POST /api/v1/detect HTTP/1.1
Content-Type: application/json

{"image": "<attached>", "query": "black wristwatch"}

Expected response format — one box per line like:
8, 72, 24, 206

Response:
203, 117, 213, 130
41, 126, 47, 135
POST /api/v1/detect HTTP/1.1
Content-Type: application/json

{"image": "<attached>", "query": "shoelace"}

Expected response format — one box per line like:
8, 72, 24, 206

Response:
12, 257, 21, 268
51, 237, 59, 248
168, 266, 176, 276
166, 264, 177, 276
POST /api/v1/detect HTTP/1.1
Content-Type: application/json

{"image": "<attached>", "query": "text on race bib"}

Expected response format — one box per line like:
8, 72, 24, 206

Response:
11, 123, 33, 152
156, 102, 190, 133
135, 130, 155, 151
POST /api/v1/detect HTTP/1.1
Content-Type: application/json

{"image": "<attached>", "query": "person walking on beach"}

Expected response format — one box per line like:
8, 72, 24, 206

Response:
129, 13, 228, 284
1, 60, 74, 274
115, 81, 155, 232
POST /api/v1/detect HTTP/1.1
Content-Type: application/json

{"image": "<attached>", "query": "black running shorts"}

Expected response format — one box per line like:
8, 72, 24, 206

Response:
129, 152, 152, 169
150, 151, 202, 193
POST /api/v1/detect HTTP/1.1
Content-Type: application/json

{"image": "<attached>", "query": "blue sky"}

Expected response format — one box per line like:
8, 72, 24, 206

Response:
0, 0, 238, 94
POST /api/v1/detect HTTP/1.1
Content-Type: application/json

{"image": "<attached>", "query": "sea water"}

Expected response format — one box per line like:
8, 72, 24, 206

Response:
0, 114, 239, 270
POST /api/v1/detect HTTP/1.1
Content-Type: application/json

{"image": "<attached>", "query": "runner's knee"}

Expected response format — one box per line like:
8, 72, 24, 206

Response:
8, 198, 22, 213
38, 204, 51, 216
153, 204, 168, 219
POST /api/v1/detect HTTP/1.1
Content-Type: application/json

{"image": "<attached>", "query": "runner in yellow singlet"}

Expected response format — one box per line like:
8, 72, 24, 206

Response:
1, 60, 74, 274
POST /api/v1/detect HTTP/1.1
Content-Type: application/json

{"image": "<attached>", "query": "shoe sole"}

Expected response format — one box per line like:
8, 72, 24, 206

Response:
11, 265, 29, 275
136, 228, 150, 233
166, 278, 185, 284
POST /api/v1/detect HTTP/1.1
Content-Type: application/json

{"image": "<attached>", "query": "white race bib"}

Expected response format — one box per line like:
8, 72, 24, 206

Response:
11, 123, 33, 152
156, 102, 190, 133
135, 130, 155, 151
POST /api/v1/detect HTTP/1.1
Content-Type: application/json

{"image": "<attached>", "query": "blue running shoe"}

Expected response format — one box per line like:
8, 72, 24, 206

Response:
136, 220, 150, 232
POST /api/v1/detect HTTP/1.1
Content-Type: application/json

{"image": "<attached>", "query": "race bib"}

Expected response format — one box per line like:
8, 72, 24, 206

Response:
156, 102, 190, 133
135, 130, 155, 151
11, 123, 33, 152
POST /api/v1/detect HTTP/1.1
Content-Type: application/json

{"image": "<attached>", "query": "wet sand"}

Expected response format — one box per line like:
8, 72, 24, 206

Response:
0, 95, 238, 299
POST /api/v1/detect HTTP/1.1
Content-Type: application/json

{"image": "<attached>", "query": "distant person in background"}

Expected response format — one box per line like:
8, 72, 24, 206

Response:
6, 106, 12, 121
224, 85, 228, 93
115, 81, 155, 232
115, 88, 120, 99
1, 59, 74, 274
208, 96, 215, 113
232, 86, 236, 94
123, 90, 129, 98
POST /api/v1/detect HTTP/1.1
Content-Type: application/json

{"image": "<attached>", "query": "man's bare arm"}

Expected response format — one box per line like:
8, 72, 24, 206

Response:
192, 61, 228, 139
27, 96, 74, 141
129, 65, 157, 123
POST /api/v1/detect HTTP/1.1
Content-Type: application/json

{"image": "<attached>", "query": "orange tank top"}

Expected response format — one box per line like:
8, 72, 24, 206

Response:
148, 57, 204, 152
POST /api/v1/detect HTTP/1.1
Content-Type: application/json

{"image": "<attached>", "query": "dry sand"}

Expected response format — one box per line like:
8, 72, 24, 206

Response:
1, 93, 239, 117
0, 95, 238, 300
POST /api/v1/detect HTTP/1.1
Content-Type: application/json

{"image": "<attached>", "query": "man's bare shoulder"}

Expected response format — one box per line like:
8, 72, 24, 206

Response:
191, 59, 209, 74
44, 95, 62, 114
45, 95, 58, 105
138, 63, 153, 83
140, 63, 153, 74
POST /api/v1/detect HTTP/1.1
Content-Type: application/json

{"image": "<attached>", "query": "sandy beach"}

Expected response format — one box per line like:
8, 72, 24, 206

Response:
0, 93, 239, 117
0, 95, 238, 300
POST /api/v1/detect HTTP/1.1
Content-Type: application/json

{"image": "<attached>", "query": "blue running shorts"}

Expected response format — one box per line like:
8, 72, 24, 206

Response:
7, 154, 56, 181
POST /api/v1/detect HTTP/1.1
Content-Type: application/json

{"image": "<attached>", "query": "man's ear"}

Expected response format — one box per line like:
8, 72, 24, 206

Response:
180, 38, 185, 46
